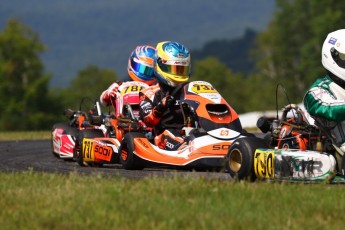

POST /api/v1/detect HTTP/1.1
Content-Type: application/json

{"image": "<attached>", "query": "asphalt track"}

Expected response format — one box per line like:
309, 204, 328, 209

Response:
0, 140, 232, 180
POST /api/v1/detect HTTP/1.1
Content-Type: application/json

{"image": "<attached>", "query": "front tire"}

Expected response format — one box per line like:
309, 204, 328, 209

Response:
74, 129, 104, 166
119, 132, 146, 170
226, 137, 268, 181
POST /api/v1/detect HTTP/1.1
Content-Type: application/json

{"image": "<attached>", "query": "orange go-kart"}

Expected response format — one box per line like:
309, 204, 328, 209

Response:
51, 97, 105, 160
117, 80, 261, 170
73, 81, 149, 166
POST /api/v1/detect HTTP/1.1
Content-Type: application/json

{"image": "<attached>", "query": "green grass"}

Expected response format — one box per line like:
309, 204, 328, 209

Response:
0, 131, 51, 141
1, 170, 345, 230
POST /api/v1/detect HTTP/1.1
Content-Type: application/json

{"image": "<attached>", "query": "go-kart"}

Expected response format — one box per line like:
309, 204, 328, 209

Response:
225, 103, 344, 182
73, 81, 149, 166
117, 81, 262, 170
51, 98, 105, 159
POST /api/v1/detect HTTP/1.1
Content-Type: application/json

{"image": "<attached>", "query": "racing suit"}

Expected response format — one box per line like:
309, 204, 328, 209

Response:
100, 81, 123, 107
139, 83, 186, 150
303, 75, 345, 152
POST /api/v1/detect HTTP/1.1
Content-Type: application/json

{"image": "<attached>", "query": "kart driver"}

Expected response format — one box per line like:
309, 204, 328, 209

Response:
139, 41, 191, 150
100, 45, 156, 108
303, 29, 345, 154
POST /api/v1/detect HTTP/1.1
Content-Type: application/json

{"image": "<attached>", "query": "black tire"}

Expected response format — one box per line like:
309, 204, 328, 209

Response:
51, 122, 79, 157
225, 137, 269, 181
74, 129, 104, 166
119, 132, 146, 170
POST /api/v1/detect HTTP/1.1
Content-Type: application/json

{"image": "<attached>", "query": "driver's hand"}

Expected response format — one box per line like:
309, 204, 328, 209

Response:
154, 95, 176, 115
163, 95, 176, 108
109, 88, 117, 99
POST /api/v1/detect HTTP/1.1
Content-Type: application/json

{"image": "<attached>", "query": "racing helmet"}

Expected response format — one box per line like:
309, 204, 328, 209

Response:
128, 45, 156, 85
322, 29, 345, 83
154, 41, 191, 87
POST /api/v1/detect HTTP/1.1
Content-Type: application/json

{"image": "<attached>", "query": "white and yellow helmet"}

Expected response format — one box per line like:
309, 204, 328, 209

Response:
154, 41, 191, 87
322, 29, 345, 81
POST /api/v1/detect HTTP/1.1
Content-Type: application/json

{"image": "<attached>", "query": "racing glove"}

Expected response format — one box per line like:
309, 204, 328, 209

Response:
165, 95, 176, 108
109, 87, 118, 99
155, 95, 176, 114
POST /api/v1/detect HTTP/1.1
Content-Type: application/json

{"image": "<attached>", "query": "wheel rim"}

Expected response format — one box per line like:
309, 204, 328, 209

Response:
229, 149, 242, 173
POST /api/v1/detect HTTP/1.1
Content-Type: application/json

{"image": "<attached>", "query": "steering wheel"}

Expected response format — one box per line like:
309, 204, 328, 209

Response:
281, 104, 304, 124
159, 82, 189, 129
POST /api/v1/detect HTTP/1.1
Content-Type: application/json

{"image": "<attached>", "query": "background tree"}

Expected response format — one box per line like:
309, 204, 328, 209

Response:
253, 0, 345, 103
60, 65, 119, 111
0, 19, 60, 130
192, 57, 247, 113
192, 29, 257, 75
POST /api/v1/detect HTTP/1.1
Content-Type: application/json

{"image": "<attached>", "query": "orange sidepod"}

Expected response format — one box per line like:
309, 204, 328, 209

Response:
194, 141, 233, 156
133, 138, 227, 166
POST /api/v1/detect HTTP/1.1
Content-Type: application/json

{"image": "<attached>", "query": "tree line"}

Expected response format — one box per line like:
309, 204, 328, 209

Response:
1, 0, 345, 131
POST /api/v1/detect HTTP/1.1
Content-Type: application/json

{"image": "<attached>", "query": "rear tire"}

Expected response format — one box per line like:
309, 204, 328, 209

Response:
226, 137, 268, 181
119, 132, 146, 170
74, 129, 104, 166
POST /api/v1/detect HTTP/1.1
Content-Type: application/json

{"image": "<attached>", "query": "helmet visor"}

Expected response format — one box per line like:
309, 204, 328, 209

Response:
158, 60, 190, 76
331, 47, 345, 68
131, 59, 154, 77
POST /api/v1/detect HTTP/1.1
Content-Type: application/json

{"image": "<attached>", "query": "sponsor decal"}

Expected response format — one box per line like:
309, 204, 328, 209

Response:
255, 149, 325, 179
120, 85, 144, 96
254, 150, 275, 178
275, 156, 323, 178
190, 83, 217, 94
314, 88, 335, 99
212, 144, 231, 151
220, 129, 229, 136
166, 142, 175, 149
174, 61, 188, 65
82, 140, 95, 161
140, 101, 151, 115
94, 144, 112, 161
328, 37, 337, 45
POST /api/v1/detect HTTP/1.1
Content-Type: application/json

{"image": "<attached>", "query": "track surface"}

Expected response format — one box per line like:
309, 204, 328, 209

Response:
0, 140, 231, 180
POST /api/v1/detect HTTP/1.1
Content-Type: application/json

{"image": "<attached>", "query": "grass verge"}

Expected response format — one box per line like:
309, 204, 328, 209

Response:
1, 170, 344, 230
0, 131, 51, 141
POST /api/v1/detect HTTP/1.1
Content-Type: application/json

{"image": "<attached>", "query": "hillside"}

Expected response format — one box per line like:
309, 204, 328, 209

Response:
0, 0, 275, 87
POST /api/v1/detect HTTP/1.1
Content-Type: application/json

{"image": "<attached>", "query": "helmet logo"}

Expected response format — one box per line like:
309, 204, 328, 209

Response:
329, 37, 337, 45
174, 61, 188, 65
